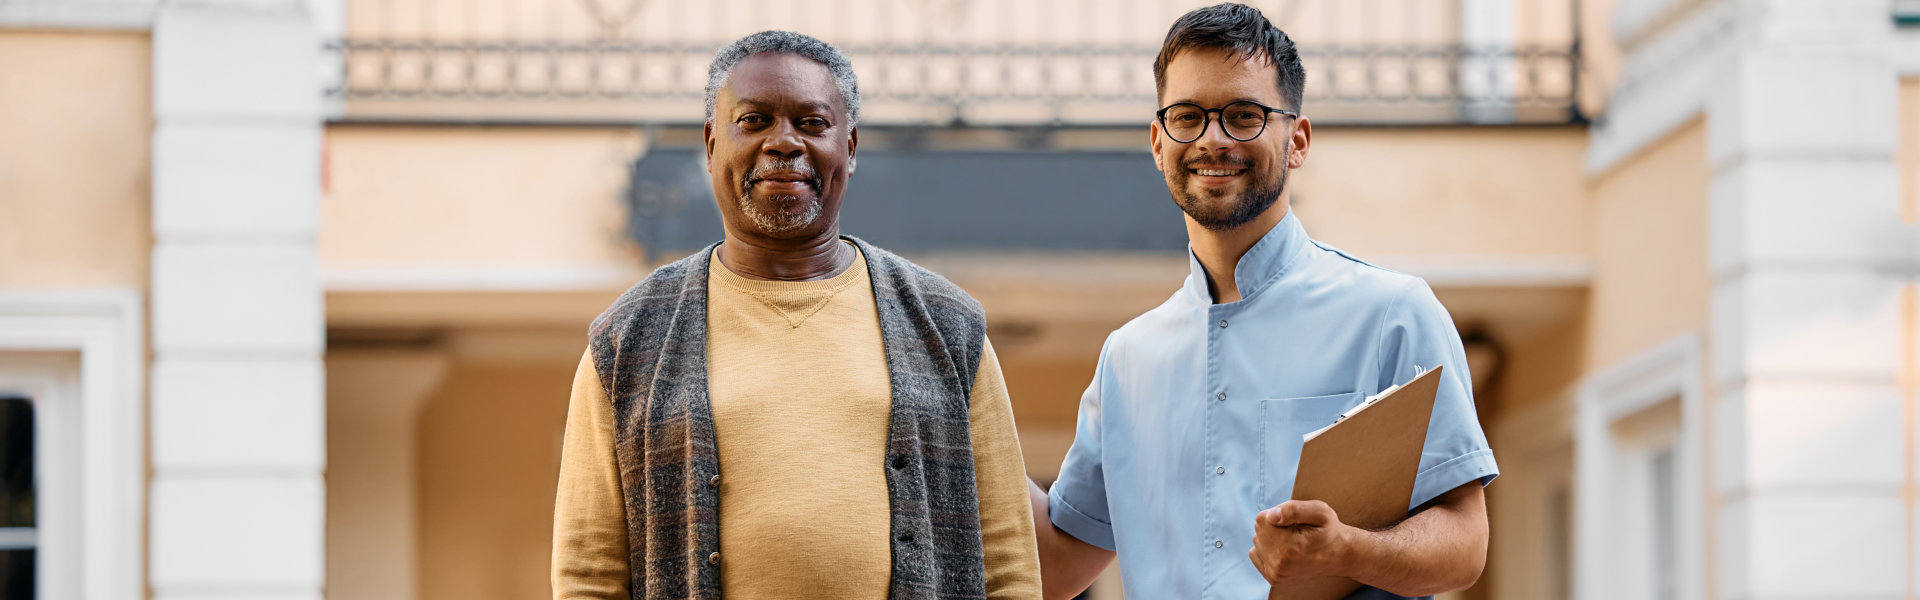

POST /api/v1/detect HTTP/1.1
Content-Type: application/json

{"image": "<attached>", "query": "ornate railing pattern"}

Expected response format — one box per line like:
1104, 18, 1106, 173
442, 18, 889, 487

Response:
322, 39, 1581, 125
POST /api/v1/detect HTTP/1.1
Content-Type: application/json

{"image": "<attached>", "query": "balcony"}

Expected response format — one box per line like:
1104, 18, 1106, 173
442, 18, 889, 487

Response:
321, 0, 1585, 126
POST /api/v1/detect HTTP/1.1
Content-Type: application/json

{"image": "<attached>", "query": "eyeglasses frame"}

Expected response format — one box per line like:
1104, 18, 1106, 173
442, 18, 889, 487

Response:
1154, 100, 1301, 143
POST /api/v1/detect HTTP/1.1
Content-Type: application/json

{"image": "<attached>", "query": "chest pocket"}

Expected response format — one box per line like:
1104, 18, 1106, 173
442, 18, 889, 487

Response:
1258, 392, 1362, 505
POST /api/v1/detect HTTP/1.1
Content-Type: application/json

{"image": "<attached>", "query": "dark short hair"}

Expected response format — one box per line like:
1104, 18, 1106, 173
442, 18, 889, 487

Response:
1152, 2, 1305, 111
705, 30, 861, 125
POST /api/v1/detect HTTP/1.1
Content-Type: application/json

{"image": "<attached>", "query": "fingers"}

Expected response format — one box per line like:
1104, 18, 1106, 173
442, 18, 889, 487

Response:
1266, 500, 1333, 527
1249, 532, 1286, 584
1256, 505, 1285, 527
1250, 501, 1343, 585
1276, 502, 1307, 526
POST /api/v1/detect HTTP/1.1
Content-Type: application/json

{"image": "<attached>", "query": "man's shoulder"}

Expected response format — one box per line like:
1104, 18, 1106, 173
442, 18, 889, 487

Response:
1096, 285, 1195, 363
1302, 239, 1438, 314
588, 246, 713, 346
851, 237, 984, 317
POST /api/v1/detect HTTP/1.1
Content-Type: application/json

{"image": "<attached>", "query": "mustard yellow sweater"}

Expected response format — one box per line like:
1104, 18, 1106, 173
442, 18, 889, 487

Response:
552, 246, 1040, 599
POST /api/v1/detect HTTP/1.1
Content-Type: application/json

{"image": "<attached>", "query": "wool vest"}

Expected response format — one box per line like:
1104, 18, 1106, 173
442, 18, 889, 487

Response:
587, 237, 989, 599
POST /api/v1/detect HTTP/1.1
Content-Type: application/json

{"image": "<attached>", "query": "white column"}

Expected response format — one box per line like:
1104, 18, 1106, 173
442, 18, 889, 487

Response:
1707, 1, 1908, 598
149, 3, 326, 600
1460, 0, 1516, 123
312, 0, 345, 121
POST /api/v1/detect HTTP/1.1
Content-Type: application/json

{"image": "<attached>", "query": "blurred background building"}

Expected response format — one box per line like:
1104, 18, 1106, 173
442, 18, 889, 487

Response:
1, 0, 1918, 598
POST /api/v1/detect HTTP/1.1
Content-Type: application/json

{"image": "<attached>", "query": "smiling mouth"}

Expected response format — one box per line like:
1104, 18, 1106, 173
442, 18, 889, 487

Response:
753, 178, 811, 186
745, 169, 819, 190
1191, 168, 1243, 177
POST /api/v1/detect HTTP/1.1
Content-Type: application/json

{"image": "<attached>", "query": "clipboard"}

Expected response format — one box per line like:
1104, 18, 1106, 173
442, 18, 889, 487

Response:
1267, 365, 1442, 600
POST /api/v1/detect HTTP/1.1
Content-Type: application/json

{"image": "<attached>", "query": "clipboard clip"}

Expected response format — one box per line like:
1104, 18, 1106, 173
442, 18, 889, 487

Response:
1334, 365, 1428, 424
1303, 365, 1433, 442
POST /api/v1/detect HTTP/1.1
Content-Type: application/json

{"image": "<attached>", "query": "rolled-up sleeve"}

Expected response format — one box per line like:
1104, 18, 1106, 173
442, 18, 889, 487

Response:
1046, 336, 1117, 551
1377, 280, 1500, 511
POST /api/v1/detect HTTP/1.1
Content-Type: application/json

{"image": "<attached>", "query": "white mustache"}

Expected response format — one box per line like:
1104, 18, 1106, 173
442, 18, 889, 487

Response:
745, 158, 819, 187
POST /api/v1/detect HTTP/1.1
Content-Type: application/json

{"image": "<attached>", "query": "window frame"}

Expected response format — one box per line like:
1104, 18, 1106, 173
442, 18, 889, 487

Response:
0, 356, 79, 599
0, 291, 144, 600
1575, 333, 1705, 600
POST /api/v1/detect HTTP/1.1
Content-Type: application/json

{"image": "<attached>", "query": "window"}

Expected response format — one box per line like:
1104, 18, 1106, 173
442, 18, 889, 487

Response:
1896, 0, 1920, 27
1607, 396, 1685, 600
0, 395, 33, 598
1575, 334, 1703, 600
1611, 414, 1683, 600
0, 291, 143, 599
1648, 447, 1678, 600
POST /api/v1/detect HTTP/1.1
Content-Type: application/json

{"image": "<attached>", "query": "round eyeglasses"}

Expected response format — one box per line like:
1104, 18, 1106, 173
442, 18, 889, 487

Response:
1155, 101, 1299, 143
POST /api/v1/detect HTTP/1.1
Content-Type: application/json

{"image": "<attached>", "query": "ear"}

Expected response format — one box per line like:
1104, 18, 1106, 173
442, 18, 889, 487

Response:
847, 125, 859, 175
1287, 116, 1312, 170
1148, 120, 1165, 173
703, 120, 716, 171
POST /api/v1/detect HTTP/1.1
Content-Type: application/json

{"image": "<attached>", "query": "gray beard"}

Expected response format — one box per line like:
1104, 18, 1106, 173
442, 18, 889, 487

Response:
737, 192, 823, 235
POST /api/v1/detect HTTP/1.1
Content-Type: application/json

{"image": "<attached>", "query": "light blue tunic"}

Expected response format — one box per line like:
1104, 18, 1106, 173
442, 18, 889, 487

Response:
1047, 210, 1499, 599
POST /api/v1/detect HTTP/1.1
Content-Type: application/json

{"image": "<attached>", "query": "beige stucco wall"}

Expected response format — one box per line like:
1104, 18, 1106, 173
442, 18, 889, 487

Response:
1582, 117, 1710, 372
1348, 115, 1690, 440
0, 31, 152, 289
1576, 0, 1622, 116
1294, 126, 1590, 259
321, 125, 648, 272
1493, 305, 1588, 414
322, 124, 1591, 274
1481, 116, 1711, 600
415, 356, 576, 600
328, 348, 454, 600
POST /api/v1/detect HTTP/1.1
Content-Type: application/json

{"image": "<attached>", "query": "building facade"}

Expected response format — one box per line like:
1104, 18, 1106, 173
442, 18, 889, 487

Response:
0, 0, 1917, 599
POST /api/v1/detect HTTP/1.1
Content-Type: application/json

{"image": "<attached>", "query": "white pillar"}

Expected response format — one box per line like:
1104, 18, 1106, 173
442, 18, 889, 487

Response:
1707, 1, 1908, 598
1460, 0, 1516, 123
149, 3, 326, 599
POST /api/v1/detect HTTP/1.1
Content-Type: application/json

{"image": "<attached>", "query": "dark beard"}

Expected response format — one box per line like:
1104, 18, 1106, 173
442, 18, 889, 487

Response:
1169, 140, 1290, 232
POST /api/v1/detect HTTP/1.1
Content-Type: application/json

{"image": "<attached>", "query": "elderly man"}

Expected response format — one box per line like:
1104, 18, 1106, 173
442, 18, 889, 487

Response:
551, 31, 1041, 599
1030, 4, 1497, 600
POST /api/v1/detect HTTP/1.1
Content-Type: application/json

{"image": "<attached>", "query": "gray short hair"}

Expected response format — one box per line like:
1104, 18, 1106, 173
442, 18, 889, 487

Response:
704, 31, 861, 125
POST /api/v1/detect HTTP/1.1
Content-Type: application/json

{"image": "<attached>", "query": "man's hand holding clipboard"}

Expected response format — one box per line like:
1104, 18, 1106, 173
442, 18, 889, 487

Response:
1253, 367, 1446, 600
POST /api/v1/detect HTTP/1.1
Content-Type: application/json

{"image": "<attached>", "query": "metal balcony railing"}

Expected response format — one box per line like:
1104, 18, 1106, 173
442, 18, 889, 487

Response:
321, 39, 1581, 126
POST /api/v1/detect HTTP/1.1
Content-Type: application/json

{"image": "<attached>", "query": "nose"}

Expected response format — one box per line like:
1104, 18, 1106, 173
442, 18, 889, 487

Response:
1192, 114, 1236, 153
762, 119, 804, 159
